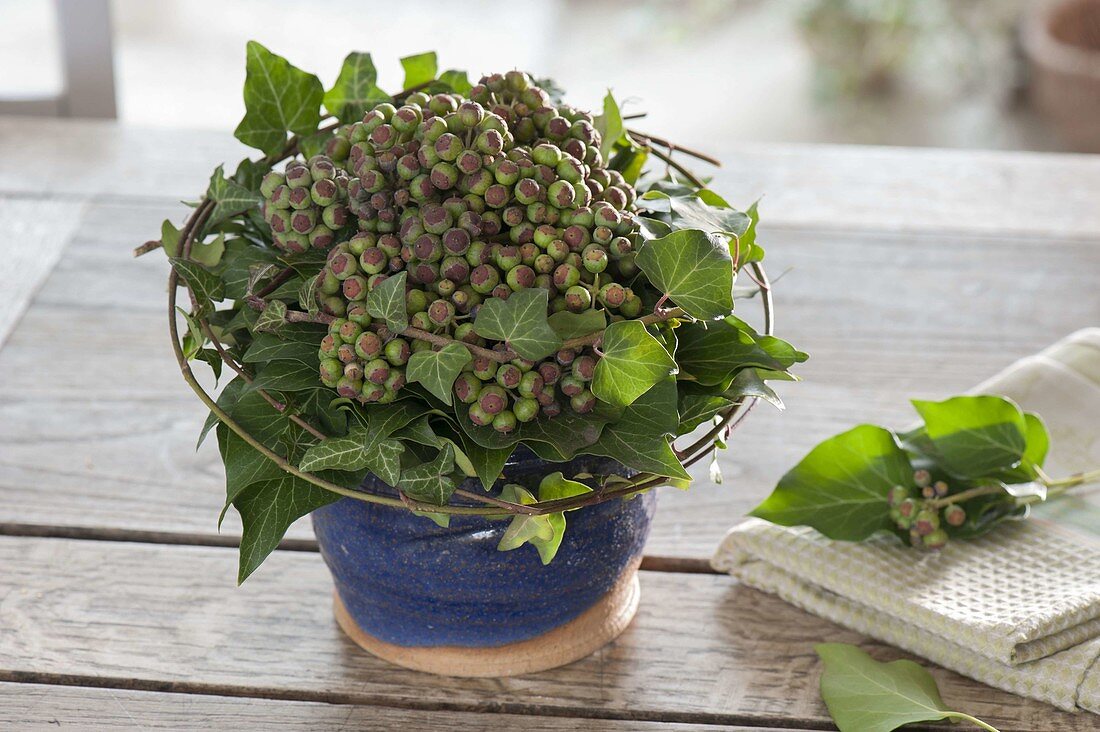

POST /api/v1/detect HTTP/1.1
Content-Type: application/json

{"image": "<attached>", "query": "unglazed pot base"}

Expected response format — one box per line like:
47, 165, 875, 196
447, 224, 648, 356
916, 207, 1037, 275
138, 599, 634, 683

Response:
333, 568, 641, 677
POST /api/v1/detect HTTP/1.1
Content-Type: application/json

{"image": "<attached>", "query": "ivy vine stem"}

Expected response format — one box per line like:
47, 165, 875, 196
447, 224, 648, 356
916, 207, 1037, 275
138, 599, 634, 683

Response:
947, 712, 1002, 732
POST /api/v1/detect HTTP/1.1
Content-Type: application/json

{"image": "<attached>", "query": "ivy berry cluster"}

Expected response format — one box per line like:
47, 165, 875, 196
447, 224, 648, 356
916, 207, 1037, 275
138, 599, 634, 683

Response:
258, 72, 653, 433
887, 470, 967, 550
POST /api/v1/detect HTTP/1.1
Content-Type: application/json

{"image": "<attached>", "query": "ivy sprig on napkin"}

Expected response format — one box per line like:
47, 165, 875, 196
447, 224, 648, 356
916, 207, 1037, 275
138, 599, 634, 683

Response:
752, 395, 1100, 548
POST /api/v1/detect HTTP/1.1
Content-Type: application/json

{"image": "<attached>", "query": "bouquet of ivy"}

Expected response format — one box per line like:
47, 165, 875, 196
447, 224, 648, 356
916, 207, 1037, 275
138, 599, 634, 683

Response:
144, 44, 805, 581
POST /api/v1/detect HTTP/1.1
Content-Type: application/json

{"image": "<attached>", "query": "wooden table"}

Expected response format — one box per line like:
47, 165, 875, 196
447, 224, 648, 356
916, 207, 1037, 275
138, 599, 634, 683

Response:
1, 116, 1098, 731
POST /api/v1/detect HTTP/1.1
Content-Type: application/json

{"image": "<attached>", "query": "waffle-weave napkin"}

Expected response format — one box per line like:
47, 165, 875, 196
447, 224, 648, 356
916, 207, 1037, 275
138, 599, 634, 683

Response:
712, 329, 1100, 712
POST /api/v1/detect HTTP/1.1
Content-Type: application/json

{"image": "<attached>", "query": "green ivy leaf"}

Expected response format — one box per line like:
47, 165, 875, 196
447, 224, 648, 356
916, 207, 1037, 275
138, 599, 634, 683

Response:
751, 425, 913, 540
160, 219, 226, 267
547, 309, 606, 340
169, 258, 224, 317
405, 342, 472, 406
234, 474, 338, 583
497, 485, 554, 551
587, 378, 690, 480
438, 69, 472, 95
676, 318, 797, 386
676, 390, 735, 436
400, 443, 457, 505
195, 348, 224, 383
639, 188, 751, 239
733, 198, 765, 265
297, 274, 321, 316
253, 299, 287, 334
635, 229, 735, 320
816, 643, 993, 732
242, 333, 318, 366
994, 412, 1050, 482
473, 288, 562, 361
912, 395, 1027, 479
234, 41, 323, 156
176, 305, 205, 360
205, 165, 260, 230
323, 51, 388, 123
724, 368, 786, 410
299, 428, 404, 487
400, 51, 438, 89
592, 320, 677, 407
528, 472, 593, 564
459, 434, 513, 491
594, 89, 626, 160
366, 271, 408, 333
250, 358, 318, 392
221, 240, 279, 300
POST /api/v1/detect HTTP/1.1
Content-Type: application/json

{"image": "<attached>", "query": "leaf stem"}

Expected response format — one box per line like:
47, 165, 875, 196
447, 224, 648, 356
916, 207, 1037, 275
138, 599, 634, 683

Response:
625, 129, 721, 167
930, 483, 1007, 509
1045, 467, 1100, 491
947, 712, 1002, 732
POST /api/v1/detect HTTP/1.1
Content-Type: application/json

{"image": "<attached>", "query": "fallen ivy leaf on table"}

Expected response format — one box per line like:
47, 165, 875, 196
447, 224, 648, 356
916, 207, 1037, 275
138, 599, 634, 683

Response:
816, 643, 1001, 732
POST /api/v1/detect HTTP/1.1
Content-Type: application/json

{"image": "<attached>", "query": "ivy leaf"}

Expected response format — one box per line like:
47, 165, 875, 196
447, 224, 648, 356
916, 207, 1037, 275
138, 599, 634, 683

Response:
638, 189, 751, 239
459, 433, 513, 491
676, 318, 796, 386
323, 51, 388, 123
297, 274, 321, 316
253, 300, 287, 334
497, 485, 554, 551
400, 443, 457, 505
405, 342, 472, 406
994, 412, 1050, 482
234, 474, 338, 583
195, 348, 224, 383
250, 358, 318, 392
438, 69, 472, 95
160, 219, 225, 267
473, 288, 562, 361
299, 428, 404, 487
528, 472, 593, 564
594, 89, 626, 159
587, 378, 690, 480
733, 198, 765, 265
676, 390, 735, 436
751, 425, 913, 540
547, 309, 606, 340
176, 305, 205, 360
592, 320, 677, 407
205, 164, 260, 230
400, 51, 438, 89
366, 271, 408, 333
169, 258, 224, 316
234, 41, 323, 156
725, 367, 786, 410
912, 395, 1027, 479
816, 643, 991, 732
635, 229, 735, 320
221, 240, 279, 300
242, 334, 319, 366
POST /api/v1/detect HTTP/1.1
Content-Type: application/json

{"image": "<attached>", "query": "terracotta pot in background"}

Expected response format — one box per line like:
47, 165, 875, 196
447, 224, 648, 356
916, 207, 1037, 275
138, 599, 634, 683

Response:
1022, 0, 1100, 152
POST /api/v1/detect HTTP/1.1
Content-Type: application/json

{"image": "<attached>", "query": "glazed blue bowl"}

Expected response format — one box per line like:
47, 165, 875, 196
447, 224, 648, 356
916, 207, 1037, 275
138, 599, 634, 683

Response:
312, 449, 655, 649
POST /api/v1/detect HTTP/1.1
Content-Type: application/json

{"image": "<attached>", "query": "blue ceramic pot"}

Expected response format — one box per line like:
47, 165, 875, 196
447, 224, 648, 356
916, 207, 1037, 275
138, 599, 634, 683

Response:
312, 449, 655, 674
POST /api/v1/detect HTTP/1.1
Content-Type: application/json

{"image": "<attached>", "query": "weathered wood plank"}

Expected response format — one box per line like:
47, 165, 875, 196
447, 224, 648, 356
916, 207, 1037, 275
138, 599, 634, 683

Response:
0, 683, 757, 732
0, 536, 1082, 730
0, 197, 85, 348
1, 199, 1097, 556
3, 118, 1100, 238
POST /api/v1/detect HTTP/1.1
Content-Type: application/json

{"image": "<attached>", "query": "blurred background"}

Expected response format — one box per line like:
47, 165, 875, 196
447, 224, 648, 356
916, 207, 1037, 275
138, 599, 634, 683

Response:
3, 0, 1100, 154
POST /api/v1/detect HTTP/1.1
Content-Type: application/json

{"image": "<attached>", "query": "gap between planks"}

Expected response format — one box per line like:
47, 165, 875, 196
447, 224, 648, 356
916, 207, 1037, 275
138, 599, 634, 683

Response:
0, 522, 719, 575
0, 670, 832, 731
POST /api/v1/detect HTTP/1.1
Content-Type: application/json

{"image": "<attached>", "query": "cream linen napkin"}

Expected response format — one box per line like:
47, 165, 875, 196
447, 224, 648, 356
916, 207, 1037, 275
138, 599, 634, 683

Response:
712, 329, 1100, 713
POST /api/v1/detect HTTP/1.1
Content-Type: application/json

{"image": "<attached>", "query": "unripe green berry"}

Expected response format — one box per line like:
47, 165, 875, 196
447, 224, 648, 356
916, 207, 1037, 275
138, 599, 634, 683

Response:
361, 382, 385, 402
492, 409, 517, 433
514, 397, 539, 423
564, 285, 592, 312
570, 389, 596, 414
319, 358, 343, 387
454, 373, 482, 404
355, 331, 383, 360
385, 338, 411, 366
478, 385, 508, 415
582, 245, 608, 273
472, 355, 498, 380
944, 504, 967, 527
364, 358, 391, 384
